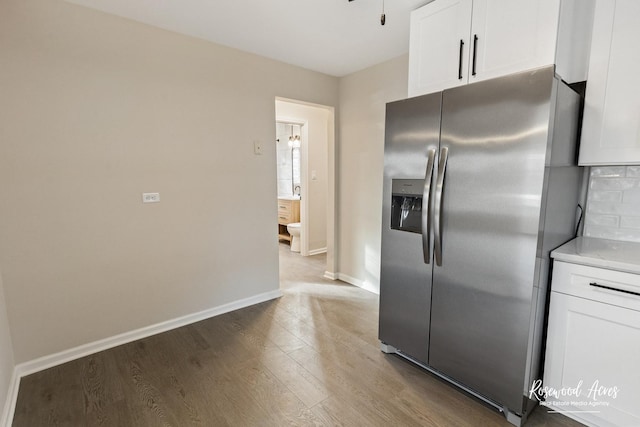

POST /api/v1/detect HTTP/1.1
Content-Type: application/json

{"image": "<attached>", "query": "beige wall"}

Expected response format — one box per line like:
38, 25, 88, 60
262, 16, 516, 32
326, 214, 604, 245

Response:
0, 269, 15, 419
0, 0, 338, 363
337, 55, 409, 293
276, 100, 331, 254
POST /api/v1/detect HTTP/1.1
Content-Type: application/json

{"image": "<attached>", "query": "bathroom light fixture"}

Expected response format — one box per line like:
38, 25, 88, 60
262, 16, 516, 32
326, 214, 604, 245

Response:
288, 135, 301, 148
288, 125, 301, 148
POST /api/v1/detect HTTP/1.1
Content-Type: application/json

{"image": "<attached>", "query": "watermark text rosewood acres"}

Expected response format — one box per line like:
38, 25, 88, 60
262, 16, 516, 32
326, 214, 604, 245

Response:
529, 379, 620, 412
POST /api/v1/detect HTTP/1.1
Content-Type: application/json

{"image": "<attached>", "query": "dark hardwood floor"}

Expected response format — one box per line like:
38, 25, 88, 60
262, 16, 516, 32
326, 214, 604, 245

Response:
12, 244, 583, 426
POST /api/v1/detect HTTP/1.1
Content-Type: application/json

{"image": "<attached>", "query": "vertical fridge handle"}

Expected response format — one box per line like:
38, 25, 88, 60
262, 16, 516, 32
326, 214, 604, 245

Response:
421, 148, 436, 264
434, 147, 448, 266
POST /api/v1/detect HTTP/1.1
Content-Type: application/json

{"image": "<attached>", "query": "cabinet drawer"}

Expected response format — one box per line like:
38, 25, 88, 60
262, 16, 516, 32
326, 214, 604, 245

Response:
277, 200, 292, 212
278, 211, 292, 224
277, 199, 292, 224
277, 199, 299, 225
552, 261, 640, 311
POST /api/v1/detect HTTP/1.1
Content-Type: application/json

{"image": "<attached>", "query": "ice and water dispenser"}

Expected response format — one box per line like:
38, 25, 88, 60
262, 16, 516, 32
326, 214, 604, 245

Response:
390, 179, 423, 234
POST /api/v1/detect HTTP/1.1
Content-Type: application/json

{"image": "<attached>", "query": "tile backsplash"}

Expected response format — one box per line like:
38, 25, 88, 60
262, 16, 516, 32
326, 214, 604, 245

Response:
584, 166, 640, 243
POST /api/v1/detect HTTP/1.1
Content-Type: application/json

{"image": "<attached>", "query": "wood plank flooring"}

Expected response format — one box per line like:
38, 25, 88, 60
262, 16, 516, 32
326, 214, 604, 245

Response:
12, 245, 583, 426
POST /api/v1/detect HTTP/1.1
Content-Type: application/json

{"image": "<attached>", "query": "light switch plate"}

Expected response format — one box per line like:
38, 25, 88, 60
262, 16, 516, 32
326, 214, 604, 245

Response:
254, 140, 263, 155
142, 192, 160, 203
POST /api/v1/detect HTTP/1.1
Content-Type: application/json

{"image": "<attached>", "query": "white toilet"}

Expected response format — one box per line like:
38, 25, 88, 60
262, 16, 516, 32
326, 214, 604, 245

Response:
287, 222, 301, 252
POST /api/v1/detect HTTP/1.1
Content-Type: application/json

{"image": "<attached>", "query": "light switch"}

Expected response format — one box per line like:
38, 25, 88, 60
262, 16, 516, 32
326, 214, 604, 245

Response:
254, 140, 263, 155
311, 170, 317, 180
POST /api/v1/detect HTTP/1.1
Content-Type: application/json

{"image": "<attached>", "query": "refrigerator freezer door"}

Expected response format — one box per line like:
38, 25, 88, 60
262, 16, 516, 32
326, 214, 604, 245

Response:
379, 93, 441, 364
428, 67, 556, 411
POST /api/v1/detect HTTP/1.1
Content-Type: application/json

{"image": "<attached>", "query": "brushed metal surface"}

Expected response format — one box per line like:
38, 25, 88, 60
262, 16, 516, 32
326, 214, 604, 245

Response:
428, 67, 557, 412
524, 81, 582, 391
379, 93, 441, 364
379, 66, 582, 421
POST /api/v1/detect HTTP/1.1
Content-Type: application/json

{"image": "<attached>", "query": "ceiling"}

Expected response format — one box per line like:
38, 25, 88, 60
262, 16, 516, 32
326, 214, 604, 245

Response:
66, 0, 430, 77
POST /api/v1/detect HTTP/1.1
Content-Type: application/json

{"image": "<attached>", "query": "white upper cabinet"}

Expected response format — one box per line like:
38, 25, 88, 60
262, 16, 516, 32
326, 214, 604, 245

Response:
408, 0, 473, 96
408, 0, 595, 97
469, 0, 558, 83
579, 0, 640, 165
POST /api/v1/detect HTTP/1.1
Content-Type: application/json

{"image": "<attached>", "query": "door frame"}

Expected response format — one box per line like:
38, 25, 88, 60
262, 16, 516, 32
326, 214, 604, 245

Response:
275, 97, 336, 278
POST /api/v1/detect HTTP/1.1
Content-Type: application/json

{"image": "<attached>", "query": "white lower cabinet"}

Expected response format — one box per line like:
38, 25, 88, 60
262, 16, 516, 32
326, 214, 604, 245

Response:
544, 261, 640, 426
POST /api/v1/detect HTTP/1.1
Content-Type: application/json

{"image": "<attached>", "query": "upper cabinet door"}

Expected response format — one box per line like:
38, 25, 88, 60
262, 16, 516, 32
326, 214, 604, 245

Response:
408, 0, 593, 98
408, 0, 473, 97
469, 0, 560, 84
579, 0, 640, 165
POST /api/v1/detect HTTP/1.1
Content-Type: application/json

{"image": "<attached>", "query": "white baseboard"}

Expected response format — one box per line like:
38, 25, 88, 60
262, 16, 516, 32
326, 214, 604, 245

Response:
1, 289, 282, 426
308, 247, 327, 256
323, 271, 337, 280
337, 273, 380, 295
1, 369, 20, 427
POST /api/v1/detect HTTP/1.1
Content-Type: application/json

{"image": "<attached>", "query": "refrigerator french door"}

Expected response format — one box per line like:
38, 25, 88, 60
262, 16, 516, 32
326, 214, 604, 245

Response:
378, 66, 582, 425
379, 93, 441, 363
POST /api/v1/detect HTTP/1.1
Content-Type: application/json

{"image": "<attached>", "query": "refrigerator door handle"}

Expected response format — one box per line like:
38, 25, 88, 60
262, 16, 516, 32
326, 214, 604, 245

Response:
421, 148, 437, 264
434, 146, 448, 266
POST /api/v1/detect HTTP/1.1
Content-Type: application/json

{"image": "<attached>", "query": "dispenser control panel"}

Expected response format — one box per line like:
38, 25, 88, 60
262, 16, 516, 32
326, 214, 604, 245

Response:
390, 179, 423, 234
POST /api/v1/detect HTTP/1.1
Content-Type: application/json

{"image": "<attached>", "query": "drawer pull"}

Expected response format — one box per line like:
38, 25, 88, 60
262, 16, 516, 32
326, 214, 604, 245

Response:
589, 282, 640, 297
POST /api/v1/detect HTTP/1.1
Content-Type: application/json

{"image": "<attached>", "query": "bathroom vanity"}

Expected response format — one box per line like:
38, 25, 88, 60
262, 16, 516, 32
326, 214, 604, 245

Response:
277, 197, 300, 243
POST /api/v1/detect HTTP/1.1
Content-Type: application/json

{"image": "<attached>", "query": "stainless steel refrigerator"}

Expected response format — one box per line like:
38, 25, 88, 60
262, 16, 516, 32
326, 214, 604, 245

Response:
378, 66, 582, 426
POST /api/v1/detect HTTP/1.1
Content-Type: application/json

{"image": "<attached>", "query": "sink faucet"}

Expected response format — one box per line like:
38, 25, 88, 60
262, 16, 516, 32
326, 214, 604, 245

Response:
294, 185, 301, 196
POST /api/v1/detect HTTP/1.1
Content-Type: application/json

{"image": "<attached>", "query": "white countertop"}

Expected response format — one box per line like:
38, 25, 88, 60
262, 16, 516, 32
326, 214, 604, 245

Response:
278, 195, 300, 201
552, 237, 640, 275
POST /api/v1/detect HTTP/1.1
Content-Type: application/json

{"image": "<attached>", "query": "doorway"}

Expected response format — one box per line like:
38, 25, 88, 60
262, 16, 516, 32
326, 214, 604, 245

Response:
275, 98, 336, 278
